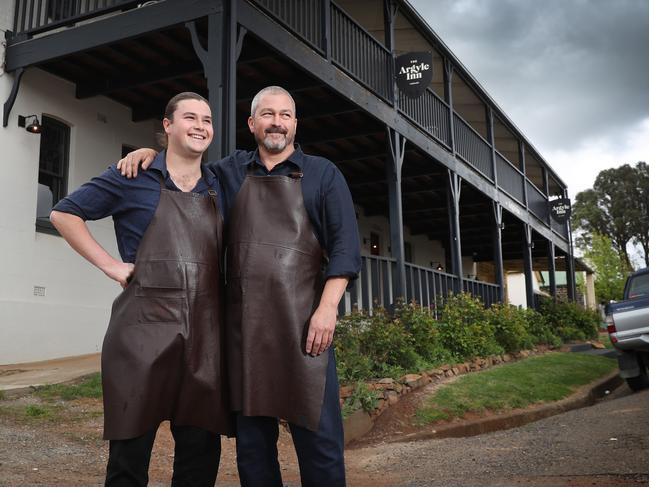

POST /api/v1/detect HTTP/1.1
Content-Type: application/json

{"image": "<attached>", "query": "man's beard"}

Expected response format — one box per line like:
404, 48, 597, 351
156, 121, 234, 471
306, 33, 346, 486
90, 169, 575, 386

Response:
258, 130, 293, 153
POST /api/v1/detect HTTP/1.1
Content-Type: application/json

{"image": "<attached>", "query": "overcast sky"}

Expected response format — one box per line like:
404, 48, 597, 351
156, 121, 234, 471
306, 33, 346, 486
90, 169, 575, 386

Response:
410, 0, 649, 199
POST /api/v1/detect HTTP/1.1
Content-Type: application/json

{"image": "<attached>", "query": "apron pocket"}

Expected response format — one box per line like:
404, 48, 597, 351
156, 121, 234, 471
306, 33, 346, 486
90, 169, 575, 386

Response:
137, 296, 185, 324
136, 260, 186, 290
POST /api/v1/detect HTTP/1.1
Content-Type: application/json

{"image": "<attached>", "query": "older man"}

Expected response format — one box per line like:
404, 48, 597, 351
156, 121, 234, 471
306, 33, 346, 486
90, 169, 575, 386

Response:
119, 86, 360, 487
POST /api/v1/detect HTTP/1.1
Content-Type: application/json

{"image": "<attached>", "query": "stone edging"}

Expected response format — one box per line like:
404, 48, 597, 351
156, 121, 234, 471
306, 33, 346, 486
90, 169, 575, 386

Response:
341, 345, 556, 444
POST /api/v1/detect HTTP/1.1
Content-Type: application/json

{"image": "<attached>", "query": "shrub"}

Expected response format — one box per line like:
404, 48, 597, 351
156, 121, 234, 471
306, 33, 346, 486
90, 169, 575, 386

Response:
487, 304, 534, 353
538, 299, 599, 342
524, 308, 561, 347
334, 311, 374, 382
359, 307, 420, 377
437, 293, 503, 360
394, 302, 453, 364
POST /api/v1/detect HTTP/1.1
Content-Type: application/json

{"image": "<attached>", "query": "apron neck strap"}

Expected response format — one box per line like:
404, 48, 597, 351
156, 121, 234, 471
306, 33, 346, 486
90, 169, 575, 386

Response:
157, 171, 166, 190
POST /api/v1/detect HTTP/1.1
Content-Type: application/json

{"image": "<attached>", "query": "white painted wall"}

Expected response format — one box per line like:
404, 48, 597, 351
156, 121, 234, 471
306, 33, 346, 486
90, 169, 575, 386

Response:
506, 272, 542, 308
0, 64, 156, 364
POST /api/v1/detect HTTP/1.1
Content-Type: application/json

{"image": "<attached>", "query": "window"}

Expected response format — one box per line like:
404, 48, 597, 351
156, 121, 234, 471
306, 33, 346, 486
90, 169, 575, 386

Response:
38, 116, 70, 206
36, 116, 70, 234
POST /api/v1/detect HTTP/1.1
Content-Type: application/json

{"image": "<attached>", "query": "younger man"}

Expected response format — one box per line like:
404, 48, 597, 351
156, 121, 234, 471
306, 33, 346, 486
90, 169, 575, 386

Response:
51, 92, 231, 486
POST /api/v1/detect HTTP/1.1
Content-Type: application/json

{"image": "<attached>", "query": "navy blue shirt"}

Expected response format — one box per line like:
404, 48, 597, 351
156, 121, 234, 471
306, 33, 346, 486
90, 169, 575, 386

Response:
53, 151, 221, 263
209, 146, 361, 280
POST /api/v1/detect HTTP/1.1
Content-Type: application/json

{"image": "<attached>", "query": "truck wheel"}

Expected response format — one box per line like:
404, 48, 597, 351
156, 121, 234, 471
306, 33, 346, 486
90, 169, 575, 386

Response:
626, 359, 649, 392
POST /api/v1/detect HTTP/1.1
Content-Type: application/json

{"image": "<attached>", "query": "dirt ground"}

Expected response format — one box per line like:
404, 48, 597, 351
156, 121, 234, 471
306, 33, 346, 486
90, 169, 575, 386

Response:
2, 360, 644, 487
0, 392, 394, 487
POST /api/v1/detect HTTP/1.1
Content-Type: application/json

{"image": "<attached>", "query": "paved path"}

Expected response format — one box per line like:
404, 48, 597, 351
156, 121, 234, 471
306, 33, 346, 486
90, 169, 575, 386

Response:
346, 385, 649, 486
0, 354, 100, 392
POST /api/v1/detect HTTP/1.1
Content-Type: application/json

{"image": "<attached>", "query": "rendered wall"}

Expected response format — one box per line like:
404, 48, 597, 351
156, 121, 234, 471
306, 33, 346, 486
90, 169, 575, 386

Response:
0, 63, 156, 363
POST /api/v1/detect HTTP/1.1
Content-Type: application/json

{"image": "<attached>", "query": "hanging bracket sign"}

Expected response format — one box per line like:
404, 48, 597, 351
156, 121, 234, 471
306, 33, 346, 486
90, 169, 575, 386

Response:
395, 51, 433, 98
549, 197, 571, 224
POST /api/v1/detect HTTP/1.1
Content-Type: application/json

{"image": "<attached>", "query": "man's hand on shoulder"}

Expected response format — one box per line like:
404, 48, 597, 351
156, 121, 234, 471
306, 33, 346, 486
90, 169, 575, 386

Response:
116, 148, 158, 178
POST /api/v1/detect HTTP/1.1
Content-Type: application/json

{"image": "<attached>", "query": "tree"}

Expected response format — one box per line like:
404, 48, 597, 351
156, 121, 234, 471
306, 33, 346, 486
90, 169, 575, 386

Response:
572, 163, 646, 268
583, 233, 629, 303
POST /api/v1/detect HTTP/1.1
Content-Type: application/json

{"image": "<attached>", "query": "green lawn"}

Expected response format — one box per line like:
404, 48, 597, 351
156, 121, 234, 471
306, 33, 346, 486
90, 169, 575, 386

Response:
34, 373, 102, 400
416, 352, 616, 424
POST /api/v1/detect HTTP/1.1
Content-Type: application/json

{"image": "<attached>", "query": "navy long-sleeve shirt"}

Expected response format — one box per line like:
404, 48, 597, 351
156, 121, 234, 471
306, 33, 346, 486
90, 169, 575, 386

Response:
52, 151, 221, 263
209, 146, 361, 280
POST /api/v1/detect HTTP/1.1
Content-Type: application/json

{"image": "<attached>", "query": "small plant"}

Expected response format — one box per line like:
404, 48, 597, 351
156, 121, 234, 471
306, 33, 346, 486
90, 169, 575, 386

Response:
341, 381, 380, 418
25, 404, 50, 418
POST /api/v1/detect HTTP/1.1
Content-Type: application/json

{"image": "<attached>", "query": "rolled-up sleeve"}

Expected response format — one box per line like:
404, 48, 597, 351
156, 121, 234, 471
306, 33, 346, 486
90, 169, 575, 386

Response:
52, 165, 123, 221
322, 165, 361, 281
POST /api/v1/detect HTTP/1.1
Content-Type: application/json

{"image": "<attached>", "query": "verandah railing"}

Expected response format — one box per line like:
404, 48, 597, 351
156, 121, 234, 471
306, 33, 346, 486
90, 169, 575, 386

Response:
330, 2, 392, 101
397, 87, 452, 149
338, 255, 501, 317
253, 0, 324, 53
526, 180, 548, 222
495, 151, 525, 204
13, 0, 140, 38
453, 113, 493, 180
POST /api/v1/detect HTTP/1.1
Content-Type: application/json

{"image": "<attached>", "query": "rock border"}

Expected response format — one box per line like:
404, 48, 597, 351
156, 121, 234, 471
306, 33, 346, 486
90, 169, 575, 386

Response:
341, 345, 568, 444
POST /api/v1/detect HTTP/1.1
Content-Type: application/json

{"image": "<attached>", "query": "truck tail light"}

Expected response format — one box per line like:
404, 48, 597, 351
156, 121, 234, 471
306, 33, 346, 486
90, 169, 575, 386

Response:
605, 315, 618, 343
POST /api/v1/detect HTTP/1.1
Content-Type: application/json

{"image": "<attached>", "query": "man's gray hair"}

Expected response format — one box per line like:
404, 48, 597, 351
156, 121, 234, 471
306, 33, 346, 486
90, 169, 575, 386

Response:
250, 86, 296, 117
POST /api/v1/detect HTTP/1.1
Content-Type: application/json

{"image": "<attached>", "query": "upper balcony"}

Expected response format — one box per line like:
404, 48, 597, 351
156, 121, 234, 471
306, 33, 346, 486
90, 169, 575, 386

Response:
6, 0, 570, 246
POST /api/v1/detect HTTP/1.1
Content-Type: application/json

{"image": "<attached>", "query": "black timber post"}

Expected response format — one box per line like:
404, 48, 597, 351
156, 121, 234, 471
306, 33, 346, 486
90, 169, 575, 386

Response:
447, 170, 463, 292
565, 189, 577, 301
383, 0, 398, 105
186, 5, 229, 161
386, 127, 407, 301
492, 201, 505, 303
223, 0, 240, 156
548, 240, 557, 301
444, 59, 456, 152
322, 0, 332, 60
523, 223, 535, 308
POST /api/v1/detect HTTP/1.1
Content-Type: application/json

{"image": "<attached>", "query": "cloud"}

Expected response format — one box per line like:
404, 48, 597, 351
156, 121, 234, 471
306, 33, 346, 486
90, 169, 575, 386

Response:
409, 0, 649, 155
546, 116, 649, 198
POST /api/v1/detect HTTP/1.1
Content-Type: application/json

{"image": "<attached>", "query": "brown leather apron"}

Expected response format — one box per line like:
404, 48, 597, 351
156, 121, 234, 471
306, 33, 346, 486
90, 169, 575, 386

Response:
101, 175, 232, 440
226, 172, 328, 431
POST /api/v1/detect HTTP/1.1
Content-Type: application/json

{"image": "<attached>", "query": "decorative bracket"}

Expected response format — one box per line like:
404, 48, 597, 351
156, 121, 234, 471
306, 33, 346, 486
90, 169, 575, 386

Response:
3, 67, 25, 128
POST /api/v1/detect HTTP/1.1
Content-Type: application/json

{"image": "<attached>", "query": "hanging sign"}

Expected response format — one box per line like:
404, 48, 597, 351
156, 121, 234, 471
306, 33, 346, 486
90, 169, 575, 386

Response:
549, 197, 571, 224
395, 52, 433, 98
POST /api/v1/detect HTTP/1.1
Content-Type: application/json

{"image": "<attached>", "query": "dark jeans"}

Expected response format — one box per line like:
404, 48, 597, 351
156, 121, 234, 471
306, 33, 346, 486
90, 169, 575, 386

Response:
235, 349, 346, 487
105, 424, 221, 487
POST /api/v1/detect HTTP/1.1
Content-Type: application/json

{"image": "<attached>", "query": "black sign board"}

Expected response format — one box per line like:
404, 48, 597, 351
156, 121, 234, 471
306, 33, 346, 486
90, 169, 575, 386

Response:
549, 197, 571, 224
395, 52, 433, 98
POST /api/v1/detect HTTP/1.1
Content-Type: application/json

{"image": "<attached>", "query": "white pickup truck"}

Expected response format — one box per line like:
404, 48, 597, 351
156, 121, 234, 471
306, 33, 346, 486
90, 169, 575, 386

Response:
606, 268, 649, 391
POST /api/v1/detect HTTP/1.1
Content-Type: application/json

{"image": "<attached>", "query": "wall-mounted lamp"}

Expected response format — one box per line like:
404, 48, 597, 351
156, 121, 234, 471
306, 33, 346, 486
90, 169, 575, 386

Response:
18, 115, 42, 134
